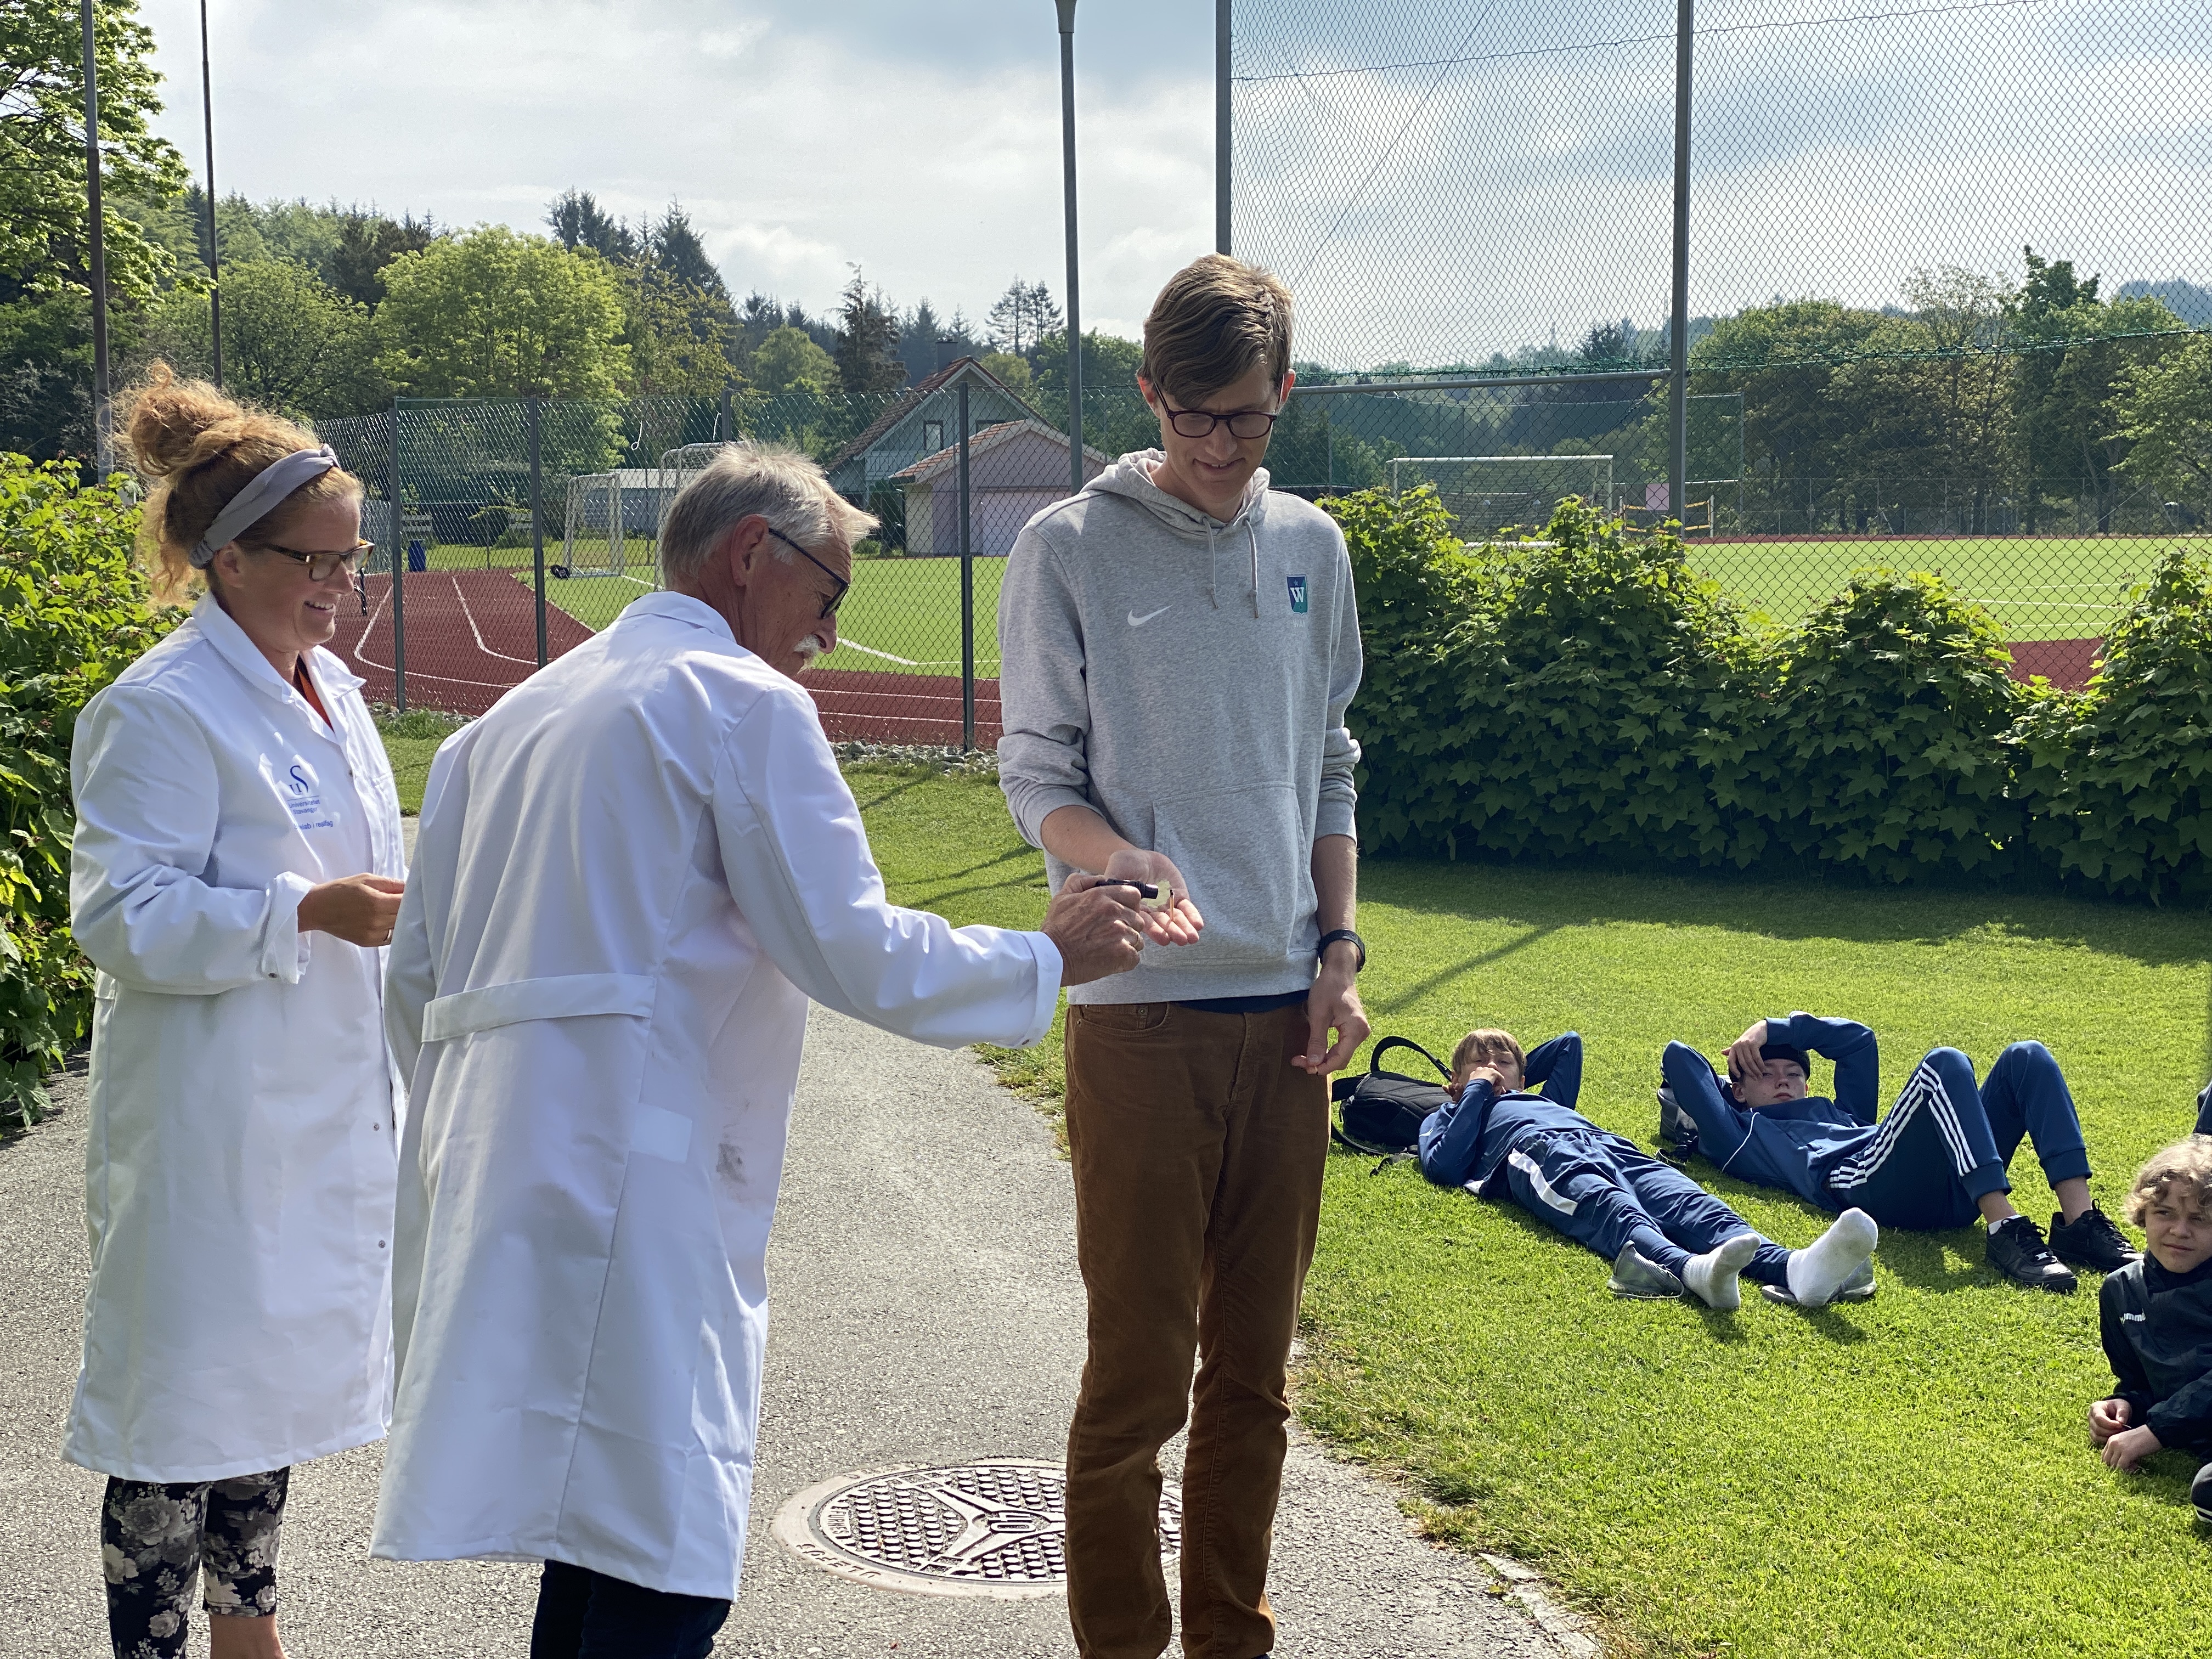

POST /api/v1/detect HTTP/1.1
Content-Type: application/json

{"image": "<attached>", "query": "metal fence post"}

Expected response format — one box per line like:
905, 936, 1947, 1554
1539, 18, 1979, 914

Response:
1215, 0, 1232, 255
1668, 0, 1694, 518
529, 396, 547, 667
959, 381, 975, 753
1057, 0, 1084, 495
389, 399, 407, 712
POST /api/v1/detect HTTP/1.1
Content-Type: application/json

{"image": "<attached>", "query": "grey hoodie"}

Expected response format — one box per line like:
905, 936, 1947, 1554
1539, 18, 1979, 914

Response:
996, 451, 1363, 1004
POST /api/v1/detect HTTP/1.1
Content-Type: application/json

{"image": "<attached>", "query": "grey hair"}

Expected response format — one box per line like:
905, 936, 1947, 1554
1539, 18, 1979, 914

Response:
658, 442, 877, 583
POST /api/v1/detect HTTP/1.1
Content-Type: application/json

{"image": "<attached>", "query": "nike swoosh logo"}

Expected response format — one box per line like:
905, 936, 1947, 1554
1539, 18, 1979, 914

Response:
1128, 606, 1173, 627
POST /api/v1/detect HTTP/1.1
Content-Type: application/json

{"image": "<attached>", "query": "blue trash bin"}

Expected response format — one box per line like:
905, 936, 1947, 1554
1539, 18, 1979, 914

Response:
408, 539, 426, 572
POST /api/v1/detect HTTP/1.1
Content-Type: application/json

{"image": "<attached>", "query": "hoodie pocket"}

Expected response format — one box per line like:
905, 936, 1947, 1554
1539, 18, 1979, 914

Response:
1147, 783, 1314, 970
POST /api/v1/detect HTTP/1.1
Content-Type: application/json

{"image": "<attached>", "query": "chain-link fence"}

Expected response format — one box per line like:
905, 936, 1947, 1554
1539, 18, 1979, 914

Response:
314, 369, 1118, 743
1236, 0, 2212, 685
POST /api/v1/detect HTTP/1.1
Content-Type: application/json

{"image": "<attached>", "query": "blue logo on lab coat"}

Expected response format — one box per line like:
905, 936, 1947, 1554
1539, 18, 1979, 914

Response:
286, 763, 314, 795
1287, 574, 1309, 614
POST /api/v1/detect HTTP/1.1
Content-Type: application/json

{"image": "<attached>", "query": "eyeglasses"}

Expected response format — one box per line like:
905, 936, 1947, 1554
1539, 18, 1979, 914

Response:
766, 526, 849, 619
1159, 400, 1281, 441
258, 541, 374, 583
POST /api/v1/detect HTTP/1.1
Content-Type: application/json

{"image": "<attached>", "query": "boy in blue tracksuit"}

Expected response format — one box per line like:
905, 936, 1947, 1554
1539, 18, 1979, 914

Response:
1423, 1028, 1878, 1309
1658, 1014, 2139, 1294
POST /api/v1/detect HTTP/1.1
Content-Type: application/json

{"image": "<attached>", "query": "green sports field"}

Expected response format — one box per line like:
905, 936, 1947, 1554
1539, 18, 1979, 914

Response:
510, 542, 1008, 676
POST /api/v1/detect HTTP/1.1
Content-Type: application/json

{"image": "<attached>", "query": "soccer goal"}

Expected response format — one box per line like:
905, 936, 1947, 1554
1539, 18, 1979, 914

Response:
653, 443, 731, 545
557, 472, 628, 580
1390, 454, 1614, 540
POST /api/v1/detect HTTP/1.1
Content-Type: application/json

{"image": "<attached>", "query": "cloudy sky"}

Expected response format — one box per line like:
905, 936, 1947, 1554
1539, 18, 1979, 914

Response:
136, 1, 2207, 369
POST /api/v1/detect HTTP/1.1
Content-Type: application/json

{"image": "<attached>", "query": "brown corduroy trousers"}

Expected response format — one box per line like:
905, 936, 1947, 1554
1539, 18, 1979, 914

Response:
1061, 1000, 1330, 1659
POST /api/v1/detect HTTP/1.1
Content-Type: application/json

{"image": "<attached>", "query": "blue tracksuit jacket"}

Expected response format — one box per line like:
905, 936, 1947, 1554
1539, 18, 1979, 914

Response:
1661, 1013, 1883, 1206
1417, 1032, 1589, 1190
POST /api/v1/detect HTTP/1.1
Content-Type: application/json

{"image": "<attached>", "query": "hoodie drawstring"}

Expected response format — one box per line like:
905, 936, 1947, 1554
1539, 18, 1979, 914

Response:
1248, 519, 1261, 618
1206, 522, 1220, 611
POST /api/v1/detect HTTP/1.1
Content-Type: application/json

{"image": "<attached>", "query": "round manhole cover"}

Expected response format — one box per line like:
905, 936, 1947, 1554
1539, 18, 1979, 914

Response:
771, 1457, 1181, 1599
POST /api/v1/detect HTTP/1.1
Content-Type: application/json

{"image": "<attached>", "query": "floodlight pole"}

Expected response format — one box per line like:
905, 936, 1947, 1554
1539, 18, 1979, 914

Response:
1215, 0, 1232, 254
528, 396, 546, 667
1668, 0, 1693, 520
1056, 0, 1082, 495
80, 0, 112, 475
200, 0, 221, 385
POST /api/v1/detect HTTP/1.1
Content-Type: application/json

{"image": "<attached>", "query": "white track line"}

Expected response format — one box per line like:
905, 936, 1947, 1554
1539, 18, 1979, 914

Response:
347, 578, 532, 689
449, 574, 540, 667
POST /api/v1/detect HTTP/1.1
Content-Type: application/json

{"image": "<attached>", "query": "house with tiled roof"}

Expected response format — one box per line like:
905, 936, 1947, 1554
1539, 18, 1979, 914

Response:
822, 357, 1050, 509
891, 419, 1111, 558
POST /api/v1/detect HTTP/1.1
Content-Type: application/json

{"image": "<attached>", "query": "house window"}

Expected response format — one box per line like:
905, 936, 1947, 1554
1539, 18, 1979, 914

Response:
923, 420, 945, 453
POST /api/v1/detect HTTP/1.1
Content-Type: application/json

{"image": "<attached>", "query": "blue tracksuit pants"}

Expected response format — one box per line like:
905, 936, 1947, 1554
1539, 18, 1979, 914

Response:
1497, 1126, 1791, 1285
1824, 1042, 2091, 1229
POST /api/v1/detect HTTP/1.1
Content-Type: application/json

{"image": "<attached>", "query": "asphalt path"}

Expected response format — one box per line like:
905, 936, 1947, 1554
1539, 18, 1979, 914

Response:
2, 1005, 1578, 1659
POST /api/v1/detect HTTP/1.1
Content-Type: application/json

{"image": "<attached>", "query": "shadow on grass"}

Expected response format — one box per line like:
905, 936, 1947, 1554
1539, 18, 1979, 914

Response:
1375, 923, 1566, 1017
1362, 855, 2212, 970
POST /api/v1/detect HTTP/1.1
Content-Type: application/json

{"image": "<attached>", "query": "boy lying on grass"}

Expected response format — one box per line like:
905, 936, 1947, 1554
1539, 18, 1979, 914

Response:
2090, 1136, 2212, 1526
1658, 1015, 2138, 1294
1421, 1028, 1878, 1309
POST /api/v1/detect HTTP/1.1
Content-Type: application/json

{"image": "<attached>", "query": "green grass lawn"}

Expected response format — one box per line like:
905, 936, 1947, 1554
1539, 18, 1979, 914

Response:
506, 541, 1007, 676
1692, 532, 2196, 642
847, 761, 2212, 1659
375, 709, 467, 814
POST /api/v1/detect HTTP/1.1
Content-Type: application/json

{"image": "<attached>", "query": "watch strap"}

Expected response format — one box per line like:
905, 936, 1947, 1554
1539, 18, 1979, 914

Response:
1317, 928, 1365, 972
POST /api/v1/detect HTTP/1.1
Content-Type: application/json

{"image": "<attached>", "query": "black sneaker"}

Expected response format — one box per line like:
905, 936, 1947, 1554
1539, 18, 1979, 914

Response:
2193, 1462, 2211, 1525
2047, 1205, 2141, 1274
1986, 1215, 2078, 1293
1657, 1085, 1700, 1159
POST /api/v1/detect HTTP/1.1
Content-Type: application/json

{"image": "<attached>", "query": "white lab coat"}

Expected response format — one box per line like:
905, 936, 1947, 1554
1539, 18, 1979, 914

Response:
371, 591, 1060, 1600
64, 595, 406, 1483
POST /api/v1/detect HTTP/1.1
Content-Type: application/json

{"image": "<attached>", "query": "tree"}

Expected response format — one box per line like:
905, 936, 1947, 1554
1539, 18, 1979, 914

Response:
751, 326, 838, 397
978, 351, 1032, 397
2007, 248, 2181, 531
1033, 328, 1142, 399
139, 258, 385, 418
647, 204, 726, 302
546, 189, 636, 264
985, 278, 1063, 358
0, 1, 186, 305
2115, 335, 2212, 514
833, 267, 903, 397
326, 210, 436, 309
374, 227, 629, 399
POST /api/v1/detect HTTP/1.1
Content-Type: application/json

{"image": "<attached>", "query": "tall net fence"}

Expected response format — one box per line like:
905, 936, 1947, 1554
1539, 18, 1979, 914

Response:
1237, 0, 2212, 684
312, 374, 1122, 742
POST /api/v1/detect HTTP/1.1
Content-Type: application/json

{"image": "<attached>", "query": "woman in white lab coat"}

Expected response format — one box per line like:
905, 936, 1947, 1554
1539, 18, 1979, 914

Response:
66, 366, 407, 1659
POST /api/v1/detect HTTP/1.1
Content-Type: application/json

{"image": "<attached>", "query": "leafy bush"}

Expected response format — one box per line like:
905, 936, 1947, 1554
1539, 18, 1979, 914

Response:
0, 456, 177, 1126
2011, 548, 2212, 899
1338, 490, 1757, 866
1752, 571, 2027, 881
466, 503, 512, 546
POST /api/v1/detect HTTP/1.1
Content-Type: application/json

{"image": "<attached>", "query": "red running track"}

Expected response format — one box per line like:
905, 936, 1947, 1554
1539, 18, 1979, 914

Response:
336, 571, 1005, 741
2005, 637, 2100, 690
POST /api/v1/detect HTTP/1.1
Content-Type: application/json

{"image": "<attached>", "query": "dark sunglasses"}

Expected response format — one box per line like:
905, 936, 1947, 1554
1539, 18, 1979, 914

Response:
765, 526, 849, 619
258, 540, 374, 583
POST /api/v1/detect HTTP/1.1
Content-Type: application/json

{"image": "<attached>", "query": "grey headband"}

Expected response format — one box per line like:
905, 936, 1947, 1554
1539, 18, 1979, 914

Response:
191, 445, 340, 567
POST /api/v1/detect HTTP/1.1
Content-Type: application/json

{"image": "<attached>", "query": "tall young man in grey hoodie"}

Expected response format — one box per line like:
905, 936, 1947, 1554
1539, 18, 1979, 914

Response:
997, 255, 1366, 1659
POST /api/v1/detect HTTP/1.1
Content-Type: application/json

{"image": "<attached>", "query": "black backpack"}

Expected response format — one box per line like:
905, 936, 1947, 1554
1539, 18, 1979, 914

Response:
1331, 1036, 1454, 1158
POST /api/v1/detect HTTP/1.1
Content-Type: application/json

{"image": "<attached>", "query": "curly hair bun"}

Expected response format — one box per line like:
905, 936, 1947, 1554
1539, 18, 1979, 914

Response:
114, 362, 360, 605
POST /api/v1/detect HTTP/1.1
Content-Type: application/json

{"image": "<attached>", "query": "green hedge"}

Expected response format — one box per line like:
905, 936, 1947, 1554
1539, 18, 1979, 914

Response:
1336, 486, 2212, 899
0, 457, 178, 1127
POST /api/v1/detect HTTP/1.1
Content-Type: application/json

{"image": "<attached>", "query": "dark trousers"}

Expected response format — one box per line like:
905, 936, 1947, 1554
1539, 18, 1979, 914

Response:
1062, 1000, 1328, 1659
529, 1561, 730, 1659
1495, 1127, 1790, 1285
1825, 1042, 2091, 1228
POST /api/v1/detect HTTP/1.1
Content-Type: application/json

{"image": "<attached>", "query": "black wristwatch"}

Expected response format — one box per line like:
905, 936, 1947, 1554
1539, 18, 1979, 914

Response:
1317, 928, 1365, 973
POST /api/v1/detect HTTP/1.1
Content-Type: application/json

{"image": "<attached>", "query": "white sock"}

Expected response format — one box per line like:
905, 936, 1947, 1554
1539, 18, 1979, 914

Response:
1787, 1208, 1880, 1306
1682, 1231, 1760, 1311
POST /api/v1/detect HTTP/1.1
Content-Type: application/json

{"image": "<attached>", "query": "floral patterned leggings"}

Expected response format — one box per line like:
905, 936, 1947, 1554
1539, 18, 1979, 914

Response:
101, 1468, 289, 1659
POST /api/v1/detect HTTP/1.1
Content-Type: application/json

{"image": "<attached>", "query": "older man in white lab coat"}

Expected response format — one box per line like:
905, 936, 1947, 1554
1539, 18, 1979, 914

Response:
372, 444, 1146, 1657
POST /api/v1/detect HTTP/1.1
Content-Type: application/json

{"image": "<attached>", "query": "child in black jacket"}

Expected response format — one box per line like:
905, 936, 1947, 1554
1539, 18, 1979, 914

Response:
2090, 1135, 2212, 1523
